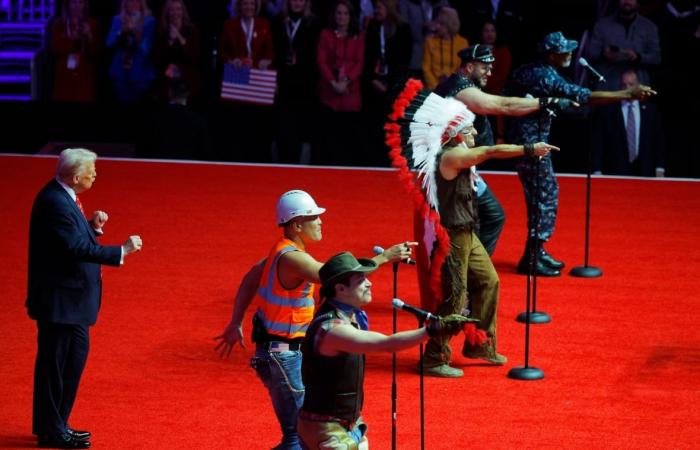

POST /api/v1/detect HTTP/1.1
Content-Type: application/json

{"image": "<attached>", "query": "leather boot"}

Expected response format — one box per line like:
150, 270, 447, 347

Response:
538, 240, 565, 269
517, 240, 561, 277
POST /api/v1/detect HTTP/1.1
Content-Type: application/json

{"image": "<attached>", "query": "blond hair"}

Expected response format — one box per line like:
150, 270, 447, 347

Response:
56, 148, 97, 179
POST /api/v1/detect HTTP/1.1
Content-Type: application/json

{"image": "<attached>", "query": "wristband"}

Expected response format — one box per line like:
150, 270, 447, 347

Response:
524, 143, 535, 157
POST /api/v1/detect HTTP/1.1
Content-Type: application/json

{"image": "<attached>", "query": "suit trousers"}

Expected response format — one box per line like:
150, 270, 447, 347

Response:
424, 229, 500, 367
33, 321, 89, 436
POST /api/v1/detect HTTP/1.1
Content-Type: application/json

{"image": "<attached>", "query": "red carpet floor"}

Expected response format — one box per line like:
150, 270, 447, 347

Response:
1, 155, 699, 449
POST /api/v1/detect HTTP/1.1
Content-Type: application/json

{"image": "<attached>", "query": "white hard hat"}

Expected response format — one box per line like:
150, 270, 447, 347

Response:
276, 190, 326, 225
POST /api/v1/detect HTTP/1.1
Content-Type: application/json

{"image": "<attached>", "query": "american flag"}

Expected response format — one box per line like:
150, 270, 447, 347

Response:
220, 64, 277, 105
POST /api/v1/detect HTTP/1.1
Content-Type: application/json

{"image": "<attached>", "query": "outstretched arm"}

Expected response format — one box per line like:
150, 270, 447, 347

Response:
214, 258, 266, 356
441, 142, 559, 171
456, 87, 540, 116
320, 324, 429, 356
589, 85, 656, 105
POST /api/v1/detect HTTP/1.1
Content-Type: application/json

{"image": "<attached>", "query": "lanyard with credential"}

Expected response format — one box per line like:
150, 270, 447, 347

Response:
241, 17, 255, 57
286, 17, 301, 43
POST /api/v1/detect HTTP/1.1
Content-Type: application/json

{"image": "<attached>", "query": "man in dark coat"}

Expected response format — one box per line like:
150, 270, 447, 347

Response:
26, 148, 142, 448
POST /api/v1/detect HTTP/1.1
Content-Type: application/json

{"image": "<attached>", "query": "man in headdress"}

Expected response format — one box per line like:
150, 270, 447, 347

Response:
386, 80, 558, 377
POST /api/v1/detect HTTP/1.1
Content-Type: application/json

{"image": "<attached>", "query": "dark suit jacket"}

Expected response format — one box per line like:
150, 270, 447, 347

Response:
592, 101, 665, 176
26, 180, 122, 325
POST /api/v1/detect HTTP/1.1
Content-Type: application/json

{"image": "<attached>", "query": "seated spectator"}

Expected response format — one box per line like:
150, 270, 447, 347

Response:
315, 0, 366, 165
50, 0, 101, 102
220, 0, 274, 70
271, 0, 321, 164
592, 68, 665, 177
421, 6, 467, 89
362, 0, 411, 165
586, 0, 661, 89
153, 0, 201, 104
106, 0, 157, 103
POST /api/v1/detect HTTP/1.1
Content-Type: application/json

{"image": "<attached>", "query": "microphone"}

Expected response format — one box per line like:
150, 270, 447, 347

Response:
578, 57, 606, 83
373, 245, 416, 265
392, 298, 436, 322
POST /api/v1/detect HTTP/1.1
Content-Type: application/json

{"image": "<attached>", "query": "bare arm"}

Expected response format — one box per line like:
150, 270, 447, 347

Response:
370, 242, 417, 266
589, 85, 657, 105
320, 324, 429, 356
457, 87, 540, 116
213, 258, 266, 355
278, 250, 324, 285
441, 142, 559, 175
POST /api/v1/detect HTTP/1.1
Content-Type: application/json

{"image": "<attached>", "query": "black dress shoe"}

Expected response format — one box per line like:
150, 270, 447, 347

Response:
66, 428, 91, 441
538, 248, 565, 269
38, 432, 91, 449
517, 258, 561, 277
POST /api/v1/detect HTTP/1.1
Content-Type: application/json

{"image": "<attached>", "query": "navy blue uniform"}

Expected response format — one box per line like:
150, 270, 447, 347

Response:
504, 62, 591, 241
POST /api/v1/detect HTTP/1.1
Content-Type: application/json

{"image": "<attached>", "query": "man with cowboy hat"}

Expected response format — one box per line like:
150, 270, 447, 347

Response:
214, 190, 415, 450
297, 251, 470, 449
504, 31, 656, 276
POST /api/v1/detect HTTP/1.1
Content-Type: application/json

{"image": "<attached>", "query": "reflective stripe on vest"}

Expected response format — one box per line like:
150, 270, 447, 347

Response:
255, 238, 316, 339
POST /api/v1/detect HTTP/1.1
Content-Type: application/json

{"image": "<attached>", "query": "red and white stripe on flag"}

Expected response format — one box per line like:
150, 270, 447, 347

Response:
220, 64, 277, 105
413, 208, 440, 312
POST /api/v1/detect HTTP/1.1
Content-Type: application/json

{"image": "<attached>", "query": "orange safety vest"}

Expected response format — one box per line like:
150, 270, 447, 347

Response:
254, 237, 316, 339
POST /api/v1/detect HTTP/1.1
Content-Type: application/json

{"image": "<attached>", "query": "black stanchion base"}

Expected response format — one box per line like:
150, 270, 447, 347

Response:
516, 311, 551, 324
507, 366, 545, 380
569, 265, 603, 278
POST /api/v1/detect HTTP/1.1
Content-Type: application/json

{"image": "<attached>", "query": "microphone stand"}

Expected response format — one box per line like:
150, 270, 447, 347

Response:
418, 316, 425, 450
570, 105, 603, 278
391, 262, 398, 450
510, 156, 545, 380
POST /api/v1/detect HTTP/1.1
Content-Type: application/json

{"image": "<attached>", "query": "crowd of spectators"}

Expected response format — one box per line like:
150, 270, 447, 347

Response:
35, 0, 700, 176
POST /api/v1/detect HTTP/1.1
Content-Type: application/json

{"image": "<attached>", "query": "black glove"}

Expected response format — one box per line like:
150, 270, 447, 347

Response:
539, 97, 577, 114
426, 314, 478, 338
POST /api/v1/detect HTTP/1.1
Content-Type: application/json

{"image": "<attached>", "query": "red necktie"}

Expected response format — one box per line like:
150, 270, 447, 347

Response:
75, 196, 86, 216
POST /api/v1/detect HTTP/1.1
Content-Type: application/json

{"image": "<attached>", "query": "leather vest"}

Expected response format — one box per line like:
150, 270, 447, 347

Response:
434, 73, 495, 146
301, 301, 365, 423
436, 153, 478, 231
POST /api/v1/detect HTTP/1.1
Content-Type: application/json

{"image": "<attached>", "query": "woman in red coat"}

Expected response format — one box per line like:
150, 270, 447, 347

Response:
50, 0, 101, 102
316, 0, 364, 112
220, 0, 274, 69
313, 0, 366, 165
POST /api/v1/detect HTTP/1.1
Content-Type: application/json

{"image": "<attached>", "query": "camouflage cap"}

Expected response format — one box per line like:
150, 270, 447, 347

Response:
538, 31, 578, 54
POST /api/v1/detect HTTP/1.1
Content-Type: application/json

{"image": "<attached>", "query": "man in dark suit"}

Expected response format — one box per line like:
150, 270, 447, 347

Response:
593, 69, 666, 177
26, 148, 142, 448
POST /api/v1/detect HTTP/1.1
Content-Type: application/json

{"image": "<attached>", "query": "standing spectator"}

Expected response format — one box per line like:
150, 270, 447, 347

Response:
315, 0, 365, 165
586, 0, 662, 89
421, 6, 467, 89
398, 0, 448, 78
362, 0, 412, 165
219, 0, 275, 162
105, 0, 156, 103
592, 69, 666, 177
478, 20, 510, 96
27, 148, 142, 448
153, 0, 201, 104
271, 0, 321, 164
220, 0, 275, 69
50, 0, 101, 102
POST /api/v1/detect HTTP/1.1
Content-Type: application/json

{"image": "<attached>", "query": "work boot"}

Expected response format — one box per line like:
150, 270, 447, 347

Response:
421, 363, 464, 378
462, 342, 507, 365
538, 241, 565, 269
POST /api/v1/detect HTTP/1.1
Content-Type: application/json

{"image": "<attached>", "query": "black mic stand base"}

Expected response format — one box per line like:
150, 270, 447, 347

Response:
507, 366, 545, 381
516, 311, 551, 324
569, 265, 602, 278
